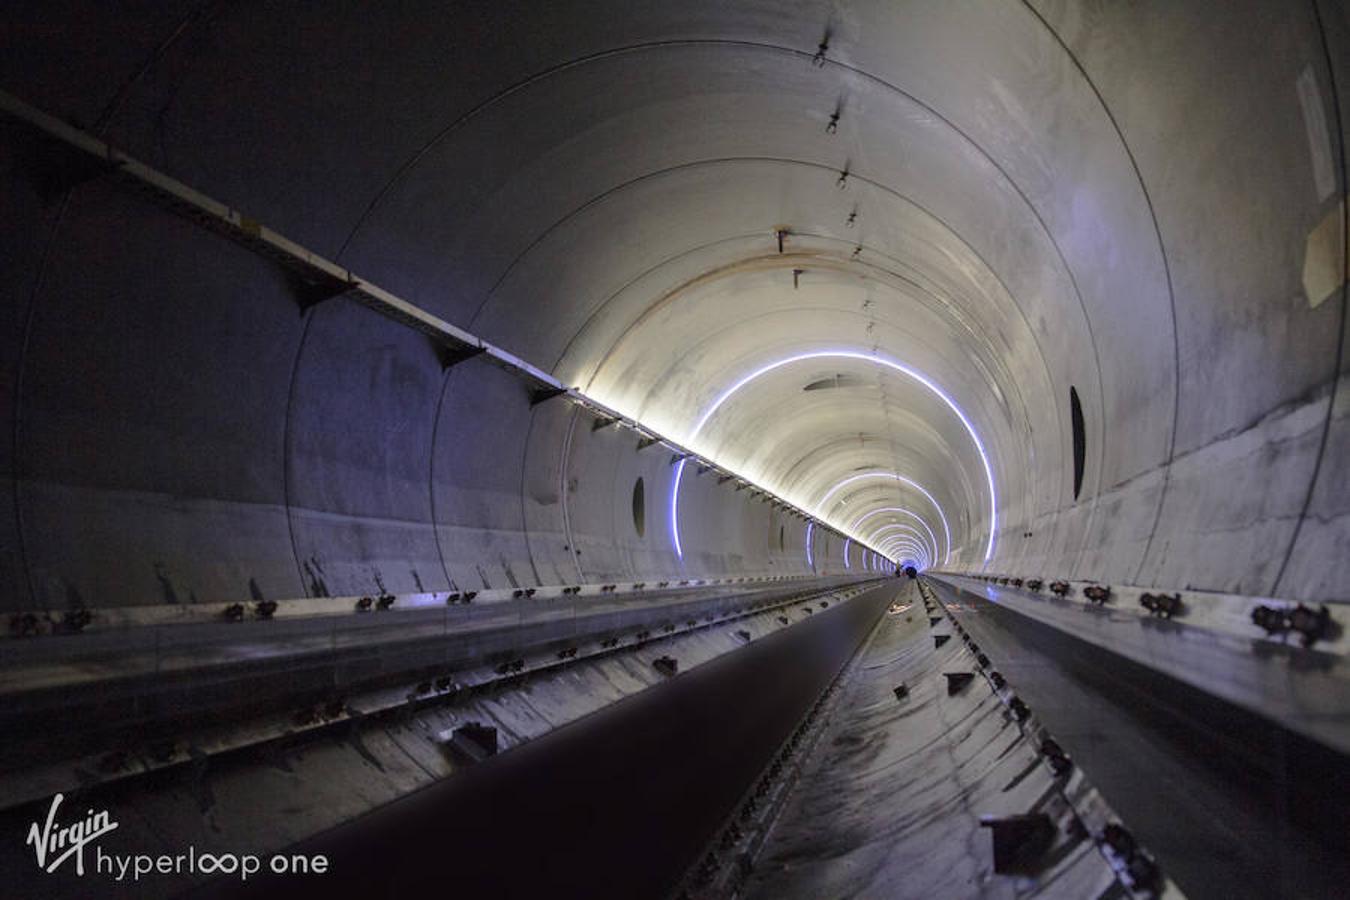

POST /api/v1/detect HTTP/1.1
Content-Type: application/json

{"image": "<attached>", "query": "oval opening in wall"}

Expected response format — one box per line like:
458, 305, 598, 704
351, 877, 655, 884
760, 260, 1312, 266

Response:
1070, 386, 1086, 501
632, 477, 645, 538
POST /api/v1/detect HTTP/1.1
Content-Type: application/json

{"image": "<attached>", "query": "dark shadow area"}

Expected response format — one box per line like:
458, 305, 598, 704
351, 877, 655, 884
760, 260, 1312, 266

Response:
193, 586, 894, 899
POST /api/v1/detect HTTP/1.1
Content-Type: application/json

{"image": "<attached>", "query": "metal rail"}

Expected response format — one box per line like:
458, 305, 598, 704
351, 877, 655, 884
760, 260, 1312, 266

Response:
0, 577, 884, 814
927, 576, 1348, 900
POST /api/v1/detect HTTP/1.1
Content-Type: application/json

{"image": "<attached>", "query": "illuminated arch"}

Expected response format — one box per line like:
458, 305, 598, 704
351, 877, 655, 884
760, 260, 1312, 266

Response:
868, 523, 935, 563
882, 545, 929, 569
850, 507, 942, 563
670, 351, 997, 564
881, 537, 929, 566
885, 539, 928, 558
818, 472, 952, 566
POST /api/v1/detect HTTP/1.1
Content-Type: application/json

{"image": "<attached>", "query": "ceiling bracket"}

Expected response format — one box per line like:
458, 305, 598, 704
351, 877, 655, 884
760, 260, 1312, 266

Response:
434, 343, 488, 371
529, 386, 569, 407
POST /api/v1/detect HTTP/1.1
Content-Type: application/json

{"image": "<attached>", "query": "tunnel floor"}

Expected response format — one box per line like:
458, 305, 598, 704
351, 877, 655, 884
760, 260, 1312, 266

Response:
743, 581, 1117, 899
194, 584, 895, 899
173, 575, 1350, 899
928, 578, 1350, 900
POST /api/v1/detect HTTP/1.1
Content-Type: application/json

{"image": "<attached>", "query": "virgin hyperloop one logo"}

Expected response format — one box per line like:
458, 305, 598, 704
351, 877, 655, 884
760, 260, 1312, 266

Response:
24, 792, 331, 883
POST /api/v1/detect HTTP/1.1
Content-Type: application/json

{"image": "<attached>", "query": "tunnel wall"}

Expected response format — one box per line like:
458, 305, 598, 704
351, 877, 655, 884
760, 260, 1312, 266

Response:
0, 1, 1347, 609
0, 167, 853, 611
975, 0, 1350, 603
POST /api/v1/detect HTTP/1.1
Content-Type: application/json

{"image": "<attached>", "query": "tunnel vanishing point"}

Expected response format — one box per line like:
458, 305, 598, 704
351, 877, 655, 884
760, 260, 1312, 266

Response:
0, 2, 1348, 899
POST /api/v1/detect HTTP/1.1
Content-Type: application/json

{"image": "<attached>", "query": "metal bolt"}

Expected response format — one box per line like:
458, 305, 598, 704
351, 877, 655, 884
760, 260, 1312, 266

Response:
9, 612, 41, 637
1040, 737, 1073, 776
1101, 823, 1136, 858
1140, 592, 1182, 618
1083, 585, 1110, 605
1289, 603, 1334, 648
812, 37, 829, 67
60, 608, 93, 633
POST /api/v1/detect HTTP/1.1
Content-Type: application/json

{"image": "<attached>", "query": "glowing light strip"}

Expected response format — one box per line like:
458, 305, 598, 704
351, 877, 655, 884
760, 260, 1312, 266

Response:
874, 537, 930, 569
849, 507, 942, 564
805, 521, 815, 570
843, 537, 851, 569
881, 542, 929, 569
676, 351, 995, 562
876, 530, 927, 559
883, 546, 925, 568
680, 350, 999, 564
868, 523, 934, 560
880, 533, 928, 554
874, 539, 928, 566
882, 540, 929, 568
819, 472, 952, 566
671, 458, 687, 558
881, 545, 927, 569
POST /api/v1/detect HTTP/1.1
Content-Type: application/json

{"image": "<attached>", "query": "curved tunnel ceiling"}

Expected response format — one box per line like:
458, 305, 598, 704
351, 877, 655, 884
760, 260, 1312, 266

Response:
1, 8, 1348, 898
1, 0, 1345, 597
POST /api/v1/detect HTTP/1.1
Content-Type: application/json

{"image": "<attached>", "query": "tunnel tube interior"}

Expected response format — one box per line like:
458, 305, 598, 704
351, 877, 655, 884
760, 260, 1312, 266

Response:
0, 2, 1348, 898
1, 2, 1347, 612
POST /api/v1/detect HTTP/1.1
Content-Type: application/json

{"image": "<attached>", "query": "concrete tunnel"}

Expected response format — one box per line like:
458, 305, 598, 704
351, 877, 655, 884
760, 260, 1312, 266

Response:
0, 1, 1347, 898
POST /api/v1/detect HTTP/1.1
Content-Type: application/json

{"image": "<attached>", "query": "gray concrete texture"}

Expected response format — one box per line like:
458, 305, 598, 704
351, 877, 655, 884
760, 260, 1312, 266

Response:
746, 583, 1129, 899
0, 583, 881, 899
0, 0, 1346, 613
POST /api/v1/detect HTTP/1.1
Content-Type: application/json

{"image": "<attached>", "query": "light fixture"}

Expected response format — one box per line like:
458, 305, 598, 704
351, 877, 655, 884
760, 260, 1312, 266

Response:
670, 350, 997, 565
818, 472, 953, 566
850, 507, 942, 563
